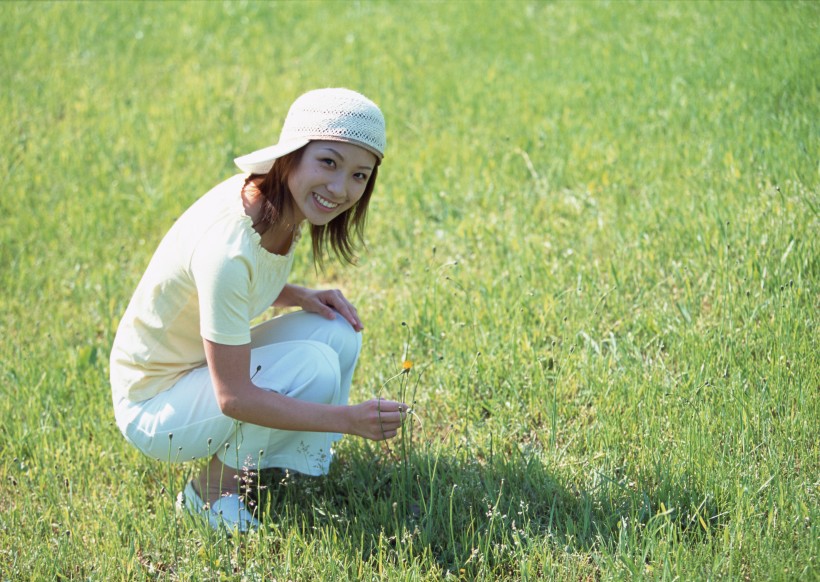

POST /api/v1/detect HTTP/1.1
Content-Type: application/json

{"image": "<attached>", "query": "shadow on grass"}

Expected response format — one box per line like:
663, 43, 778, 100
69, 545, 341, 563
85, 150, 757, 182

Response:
251, 441, 724, 575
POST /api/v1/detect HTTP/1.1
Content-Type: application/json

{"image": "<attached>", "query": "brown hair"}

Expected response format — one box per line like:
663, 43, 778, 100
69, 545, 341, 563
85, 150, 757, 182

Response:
253, 145, 379, 268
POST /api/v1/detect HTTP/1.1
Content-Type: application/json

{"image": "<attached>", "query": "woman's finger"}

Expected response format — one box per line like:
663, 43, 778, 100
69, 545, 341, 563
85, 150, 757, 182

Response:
382, 411, 405, 424
319, 291, 362, 330
335, 301, 361, 329
377, 400, 408, 414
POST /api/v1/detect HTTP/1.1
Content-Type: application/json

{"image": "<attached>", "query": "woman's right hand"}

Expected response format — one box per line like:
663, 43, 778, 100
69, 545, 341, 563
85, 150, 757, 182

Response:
349, 398, 408, 441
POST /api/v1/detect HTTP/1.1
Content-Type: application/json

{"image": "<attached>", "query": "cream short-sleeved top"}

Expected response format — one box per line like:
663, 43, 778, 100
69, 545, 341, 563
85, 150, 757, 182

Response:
110, 174, 300, 402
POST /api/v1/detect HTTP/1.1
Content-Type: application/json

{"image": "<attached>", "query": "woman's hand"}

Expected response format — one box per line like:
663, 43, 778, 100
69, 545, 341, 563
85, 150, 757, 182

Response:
347, 398, 408, 440
286, 285, 364, 332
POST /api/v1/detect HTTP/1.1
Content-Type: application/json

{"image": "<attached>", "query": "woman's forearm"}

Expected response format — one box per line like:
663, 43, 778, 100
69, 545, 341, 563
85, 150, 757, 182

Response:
205, 338, 348, 433
273, 283, 307, 308
220, 384, 353, 434
204, 339, 405, 440
221, 385, 405, 441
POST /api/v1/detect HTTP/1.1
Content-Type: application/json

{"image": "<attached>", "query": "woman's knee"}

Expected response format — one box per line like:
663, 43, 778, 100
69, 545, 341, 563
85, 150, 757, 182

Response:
251, 311, 362, 366
270, 341, 342, 405
323, 314, 362, 369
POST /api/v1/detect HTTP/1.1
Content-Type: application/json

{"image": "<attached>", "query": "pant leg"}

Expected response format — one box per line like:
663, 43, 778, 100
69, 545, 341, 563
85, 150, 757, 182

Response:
114, 337, 349, 475
250, 310, 363, 440
230, 338, 344, 474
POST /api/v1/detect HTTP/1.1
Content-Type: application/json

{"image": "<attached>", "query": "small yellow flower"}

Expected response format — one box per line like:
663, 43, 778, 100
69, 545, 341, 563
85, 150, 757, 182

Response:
402, 360, 413, 373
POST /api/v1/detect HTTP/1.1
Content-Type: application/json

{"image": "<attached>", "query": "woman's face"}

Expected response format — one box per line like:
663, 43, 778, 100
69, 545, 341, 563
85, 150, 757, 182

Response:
286, 140, 377, 226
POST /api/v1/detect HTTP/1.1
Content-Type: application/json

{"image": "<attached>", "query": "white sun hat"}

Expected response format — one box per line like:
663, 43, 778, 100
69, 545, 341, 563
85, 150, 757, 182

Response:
234, 88, 386, 175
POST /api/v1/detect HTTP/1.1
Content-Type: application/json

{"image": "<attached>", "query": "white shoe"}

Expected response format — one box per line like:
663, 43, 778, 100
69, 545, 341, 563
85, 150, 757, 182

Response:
176, 480, 260, 533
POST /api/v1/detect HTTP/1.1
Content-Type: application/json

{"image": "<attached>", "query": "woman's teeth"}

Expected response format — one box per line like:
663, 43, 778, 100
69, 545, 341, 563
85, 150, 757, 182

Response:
313, 193, 339, 209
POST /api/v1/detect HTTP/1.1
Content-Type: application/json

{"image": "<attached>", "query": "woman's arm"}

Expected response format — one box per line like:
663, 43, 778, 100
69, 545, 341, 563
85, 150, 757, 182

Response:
204, 339, 404, 440
274, 284, 363, 331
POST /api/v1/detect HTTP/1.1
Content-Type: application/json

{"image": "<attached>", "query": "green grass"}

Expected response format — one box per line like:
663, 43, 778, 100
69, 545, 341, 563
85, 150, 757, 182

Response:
1, 1, 817, 579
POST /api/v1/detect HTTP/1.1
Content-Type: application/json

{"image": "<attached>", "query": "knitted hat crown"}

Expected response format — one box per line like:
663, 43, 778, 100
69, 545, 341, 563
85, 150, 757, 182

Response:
235, 88, 386, 175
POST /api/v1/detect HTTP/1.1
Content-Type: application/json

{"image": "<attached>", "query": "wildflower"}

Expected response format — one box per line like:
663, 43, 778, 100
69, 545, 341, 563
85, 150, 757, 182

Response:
402, 360, 413, 373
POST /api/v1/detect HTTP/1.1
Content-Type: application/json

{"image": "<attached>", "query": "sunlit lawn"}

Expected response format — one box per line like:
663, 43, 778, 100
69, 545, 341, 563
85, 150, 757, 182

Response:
1, 1, 817, 579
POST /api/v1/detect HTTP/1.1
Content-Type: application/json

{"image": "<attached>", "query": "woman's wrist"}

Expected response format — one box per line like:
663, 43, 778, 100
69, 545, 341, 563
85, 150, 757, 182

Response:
334, 404, 354, 436
274, 284, 306, 308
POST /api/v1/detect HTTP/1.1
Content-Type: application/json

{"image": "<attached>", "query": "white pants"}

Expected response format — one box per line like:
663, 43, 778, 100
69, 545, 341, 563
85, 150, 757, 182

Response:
113, 311, 362, 475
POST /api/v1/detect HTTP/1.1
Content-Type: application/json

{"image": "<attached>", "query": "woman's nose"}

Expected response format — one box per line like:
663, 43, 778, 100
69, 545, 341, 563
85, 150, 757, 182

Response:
326, 175, 346, 197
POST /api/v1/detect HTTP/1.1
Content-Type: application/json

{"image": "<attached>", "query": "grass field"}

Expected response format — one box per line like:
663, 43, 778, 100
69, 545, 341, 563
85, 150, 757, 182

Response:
1, 1, 818, 579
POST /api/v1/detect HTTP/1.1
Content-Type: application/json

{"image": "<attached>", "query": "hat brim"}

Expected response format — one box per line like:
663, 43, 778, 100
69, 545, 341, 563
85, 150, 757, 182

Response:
233, 138, 310, 175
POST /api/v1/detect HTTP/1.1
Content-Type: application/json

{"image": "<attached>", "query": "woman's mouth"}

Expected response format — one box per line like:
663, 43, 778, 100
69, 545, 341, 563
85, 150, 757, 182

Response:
313, 192, 340, 210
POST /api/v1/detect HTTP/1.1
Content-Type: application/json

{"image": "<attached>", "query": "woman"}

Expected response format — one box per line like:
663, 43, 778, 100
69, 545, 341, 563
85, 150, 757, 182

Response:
110, 88, 407, 532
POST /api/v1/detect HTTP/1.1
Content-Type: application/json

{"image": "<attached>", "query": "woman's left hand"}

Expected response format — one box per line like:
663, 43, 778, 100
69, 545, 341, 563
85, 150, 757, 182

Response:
297, 287, 363, 331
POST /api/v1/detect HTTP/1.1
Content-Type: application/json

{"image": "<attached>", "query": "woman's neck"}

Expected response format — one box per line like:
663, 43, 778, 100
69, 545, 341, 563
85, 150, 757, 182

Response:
259, 221, 299, 256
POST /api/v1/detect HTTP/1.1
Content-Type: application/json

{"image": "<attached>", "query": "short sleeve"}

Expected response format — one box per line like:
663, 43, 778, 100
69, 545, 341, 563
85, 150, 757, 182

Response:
190, 240, 253, 346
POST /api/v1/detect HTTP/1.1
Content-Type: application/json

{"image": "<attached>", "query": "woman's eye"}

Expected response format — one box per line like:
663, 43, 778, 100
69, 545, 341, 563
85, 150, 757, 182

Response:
321, 158, 336, 168
354, 172, 368, 181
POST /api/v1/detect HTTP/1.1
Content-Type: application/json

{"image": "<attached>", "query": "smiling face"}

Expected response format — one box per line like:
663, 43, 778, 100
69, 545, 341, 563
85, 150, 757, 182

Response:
286, 140, 378, 226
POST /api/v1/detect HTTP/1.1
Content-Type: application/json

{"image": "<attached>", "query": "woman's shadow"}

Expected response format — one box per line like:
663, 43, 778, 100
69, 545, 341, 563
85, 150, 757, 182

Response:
251, 439, 722, 574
